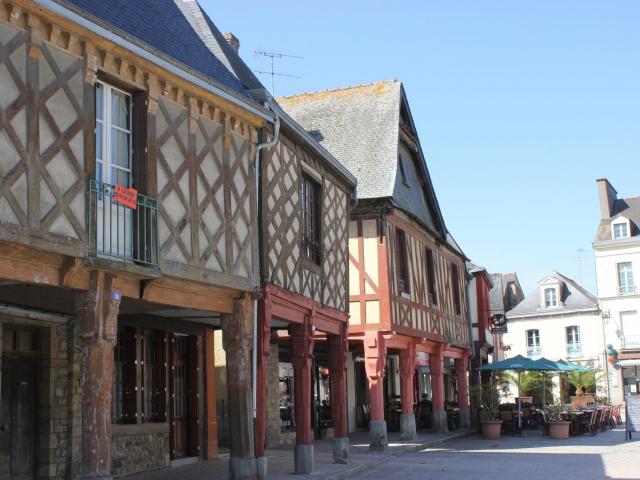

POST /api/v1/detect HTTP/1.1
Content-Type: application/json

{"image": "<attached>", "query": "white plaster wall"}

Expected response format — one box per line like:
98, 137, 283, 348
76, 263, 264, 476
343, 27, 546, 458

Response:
594, 241, 640, 403
503, 311, 607, 401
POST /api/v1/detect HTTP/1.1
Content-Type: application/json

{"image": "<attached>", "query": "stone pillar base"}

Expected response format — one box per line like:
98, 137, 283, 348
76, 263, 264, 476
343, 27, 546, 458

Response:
257, 456, 268, 479
294, 444, 314, 474
431, 409, 449, 433
400, 413, 417, 441
333, 437, 350, 464
229, 457, 257, 480
459, 407, 471, 428
369, 419, 388, 450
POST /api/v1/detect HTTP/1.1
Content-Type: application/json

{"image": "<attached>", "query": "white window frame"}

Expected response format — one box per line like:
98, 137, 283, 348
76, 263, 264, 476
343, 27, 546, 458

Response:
544, 287, 558, 308
96, 80, 133, 187
612, 221, 630, 239
618, 262, 635, 295
566, 325, 580, 345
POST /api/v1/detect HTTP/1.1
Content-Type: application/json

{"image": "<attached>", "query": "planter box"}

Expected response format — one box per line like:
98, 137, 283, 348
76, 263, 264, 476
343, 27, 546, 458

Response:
480, 420, 502, 439
549, 421, 571, 439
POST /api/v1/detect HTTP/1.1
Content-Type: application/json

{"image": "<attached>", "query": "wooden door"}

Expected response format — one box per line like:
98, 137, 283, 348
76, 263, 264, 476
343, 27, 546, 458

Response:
0, 358, 37, 480
170, 335, 189, 459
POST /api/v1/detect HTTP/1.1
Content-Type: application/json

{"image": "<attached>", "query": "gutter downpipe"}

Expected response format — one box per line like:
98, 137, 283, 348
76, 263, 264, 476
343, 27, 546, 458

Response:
253, 102, 280, 425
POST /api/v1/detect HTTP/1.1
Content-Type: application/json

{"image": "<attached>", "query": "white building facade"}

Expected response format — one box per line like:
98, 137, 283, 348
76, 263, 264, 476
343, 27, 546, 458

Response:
594, 178, 640, 403
503, 272, 607, 402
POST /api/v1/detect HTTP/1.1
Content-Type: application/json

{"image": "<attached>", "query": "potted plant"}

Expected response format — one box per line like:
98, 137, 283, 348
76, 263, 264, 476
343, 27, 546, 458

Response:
472, 384, 502, 439
547, 404, 571, 439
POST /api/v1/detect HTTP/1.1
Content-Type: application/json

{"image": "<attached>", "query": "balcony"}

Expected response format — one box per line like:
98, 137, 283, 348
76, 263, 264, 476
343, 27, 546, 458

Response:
619, 285, 637, 295
566, 344, 582, 358
622, 336, 640, 350
527, 347, 542, 359
87, 179, 159, 269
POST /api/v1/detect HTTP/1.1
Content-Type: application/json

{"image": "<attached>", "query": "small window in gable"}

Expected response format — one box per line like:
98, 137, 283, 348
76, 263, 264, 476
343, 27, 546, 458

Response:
613, 222, 629, 239
544, 287, 557, 308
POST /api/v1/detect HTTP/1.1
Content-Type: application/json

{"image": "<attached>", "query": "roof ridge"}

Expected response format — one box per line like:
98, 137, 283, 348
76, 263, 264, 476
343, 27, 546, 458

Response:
277, 79, 399, 100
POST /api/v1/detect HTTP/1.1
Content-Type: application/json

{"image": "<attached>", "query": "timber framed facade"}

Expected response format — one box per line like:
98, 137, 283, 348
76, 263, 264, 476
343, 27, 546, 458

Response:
255, 116, 356, 473
280, 80, 473, 446
0, 1, 272, 478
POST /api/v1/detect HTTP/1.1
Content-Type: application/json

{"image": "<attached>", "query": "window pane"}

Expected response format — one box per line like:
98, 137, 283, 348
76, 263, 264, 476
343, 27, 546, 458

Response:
96, 160, 103, 183
111, 167, 130, 187
96, 83, 104, 120
96, 122, 103, 161
111, 129, 131, 170
111, 89, 131, 129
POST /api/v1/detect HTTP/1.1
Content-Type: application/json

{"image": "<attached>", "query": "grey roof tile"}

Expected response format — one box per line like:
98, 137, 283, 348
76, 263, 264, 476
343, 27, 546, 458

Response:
508, 271, 598, 317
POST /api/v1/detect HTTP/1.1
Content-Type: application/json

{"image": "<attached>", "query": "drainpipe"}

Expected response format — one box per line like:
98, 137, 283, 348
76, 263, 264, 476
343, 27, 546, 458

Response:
252, 102, 280, 420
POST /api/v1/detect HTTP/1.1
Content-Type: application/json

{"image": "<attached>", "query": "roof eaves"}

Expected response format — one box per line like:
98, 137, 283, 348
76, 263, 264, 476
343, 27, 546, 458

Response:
44, 0, 274, 123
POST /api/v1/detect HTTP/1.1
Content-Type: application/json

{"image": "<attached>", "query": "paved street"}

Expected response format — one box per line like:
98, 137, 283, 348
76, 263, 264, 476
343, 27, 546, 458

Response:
349, 428, 640, 480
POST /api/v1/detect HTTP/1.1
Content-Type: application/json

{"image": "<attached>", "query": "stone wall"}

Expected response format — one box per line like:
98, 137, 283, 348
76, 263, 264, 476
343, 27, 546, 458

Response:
39, 321, 82, 480
111, 430, 170, 476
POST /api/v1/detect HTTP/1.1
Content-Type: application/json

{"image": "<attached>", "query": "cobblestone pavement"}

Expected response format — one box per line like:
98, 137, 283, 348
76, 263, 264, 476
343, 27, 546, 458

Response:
349, 428, 640, 480
123, 429, 474, 479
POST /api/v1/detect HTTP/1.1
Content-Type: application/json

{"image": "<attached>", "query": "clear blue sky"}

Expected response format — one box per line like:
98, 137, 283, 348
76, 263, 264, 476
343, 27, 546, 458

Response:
202, 0, 640, 295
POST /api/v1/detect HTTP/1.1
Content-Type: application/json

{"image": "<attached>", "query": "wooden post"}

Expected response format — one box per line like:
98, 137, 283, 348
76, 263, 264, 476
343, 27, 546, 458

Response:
221, 294, 256, 479
328, 325, 349, 463
255, 297, 272, 476
290, 317, 314, 473
430, 344, 448, 432
456, 354, 471, 428
399, 342, 417, 440
76, 271, 121, 479
205, 330, 218, 459
363, 331, 387, 449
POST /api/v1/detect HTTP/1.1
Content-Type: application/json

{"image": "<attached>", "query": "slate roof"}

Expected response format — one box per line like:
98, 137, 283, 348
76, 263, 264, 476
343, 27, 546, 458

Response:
489, 272, 523, 315
278, 81, 452, 245
57, 0, 250, 97
278, 81, 401, 200
594, 195, 640, 242
55, 0, 356, 186
466, 261, 494, 287
508, 271, 598, 317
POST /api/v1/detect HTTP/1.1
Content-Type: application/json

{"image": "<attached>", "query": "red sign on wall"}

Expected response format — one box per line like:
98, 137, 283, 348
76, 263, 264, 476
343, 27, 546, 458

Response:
114, 185, 138, 209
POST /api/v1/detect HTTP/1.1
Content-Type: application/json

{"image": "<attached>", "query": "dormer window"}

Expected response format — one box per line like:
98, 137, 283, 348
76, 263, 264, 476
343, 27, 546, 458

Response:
544, 287, 558, 308
613, 222, 629, 239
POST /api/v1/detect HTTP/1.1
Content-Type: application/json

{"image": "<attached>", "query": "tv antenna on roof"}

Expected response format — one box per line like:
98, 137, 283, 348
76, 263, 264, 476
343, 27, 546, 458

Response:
570, 248, 591, 286
255, 49, 303, 96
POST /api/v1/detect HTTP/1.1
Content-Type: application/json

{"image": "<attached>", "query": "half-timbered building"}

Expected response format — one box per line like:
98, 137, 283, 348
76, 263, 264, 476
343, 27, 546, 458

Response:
172, 6, 358, 476
280, 81, 472, 445
0, 1, 287, 478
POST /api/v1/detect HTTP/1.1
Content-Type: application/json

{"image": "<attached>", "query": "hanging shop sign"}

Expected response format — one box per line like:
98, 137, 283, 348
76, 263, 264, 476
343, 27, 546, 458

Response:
489, 313, 508, 334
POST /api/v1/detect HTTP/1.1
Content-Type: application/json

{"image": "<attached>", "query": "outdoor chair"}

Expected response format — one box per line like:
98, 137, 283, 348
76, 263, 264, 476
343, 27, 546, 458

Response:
595, 407, 606, 433
611, 405, 622, 427
587, 409, 598, 436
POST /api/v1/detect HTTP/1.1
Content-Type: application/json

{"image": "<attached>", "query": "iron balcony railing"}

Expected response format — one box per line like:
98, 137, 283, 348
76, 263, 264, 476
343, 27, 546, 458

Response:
87, 179, 159, 268
566, 344, 582, 358
622, 336, 640, 350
